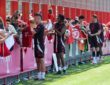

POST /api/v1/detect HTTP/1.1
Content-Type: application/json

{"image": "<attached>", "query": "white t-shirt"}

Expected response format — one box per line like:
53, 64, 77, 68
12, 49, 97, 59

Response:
6, 24, 17, 34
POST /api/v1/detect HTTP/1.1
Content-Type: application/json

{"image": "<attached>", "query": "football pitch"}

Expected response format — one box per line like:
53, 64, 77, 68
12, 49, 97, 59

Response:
18, 56, 110, 85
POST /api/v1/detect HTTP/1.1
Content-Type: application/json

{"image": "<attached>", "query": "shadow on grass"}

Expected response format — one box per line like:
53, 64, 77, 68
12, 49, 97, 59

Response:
17, 56, 110, 85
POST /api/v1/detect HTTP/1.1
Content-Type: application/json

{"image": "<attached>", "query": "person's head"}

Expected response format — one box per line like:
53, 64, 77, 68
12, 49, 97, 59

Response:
79, 15, 85, 23
6, 18, 11, 27
57, 14, 65, 23
72, 20, 79, 25
48, 9, 53, 14
92, 14, 98, 23
34, 13, 42, 24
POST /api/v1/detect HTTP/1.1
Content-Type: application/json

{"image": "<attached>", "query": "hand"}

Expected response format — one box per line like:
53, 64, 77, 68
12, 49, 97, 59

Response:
31, 29, 36, 35
19, 27, 24, 31
0, 38, 5, 44
10, 32, 14, 35
90, 34, 94, 36
30, 24, 37, 29
48, 30, 55, 34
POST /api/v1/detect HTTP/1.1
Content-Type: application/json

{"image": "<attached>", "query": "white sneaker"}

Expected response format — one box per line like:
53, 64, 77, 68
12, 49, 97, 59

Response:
37, 72, 42, 80
41, 72, 45, 80
96, 57, 100, 63
92, 57, 97, 64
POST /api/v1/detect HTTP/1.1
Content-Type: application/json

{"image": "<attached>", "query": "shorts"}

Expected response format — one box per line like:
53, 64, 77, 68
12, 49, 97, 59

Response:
90, 37, 99, 48
54, 44, 65, 53
34, 44, 44, 58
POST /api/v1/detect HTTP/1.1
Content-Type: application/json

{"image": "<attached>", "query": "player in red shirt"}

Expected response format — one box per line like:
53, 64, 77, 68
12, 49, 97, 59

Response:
48, 8, 55, 23
46, 9, 55, 42
78, 15, 88, 52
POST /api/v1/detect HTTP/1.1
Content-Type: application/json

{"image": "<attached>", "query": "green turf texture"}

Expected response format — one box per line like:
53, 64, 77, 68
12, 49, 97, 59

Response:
18, 56, 110, 85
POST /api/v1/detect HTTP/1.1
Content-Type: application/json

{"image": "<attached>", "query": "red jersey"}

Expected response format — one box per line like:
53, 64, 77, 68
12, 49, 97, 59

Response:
48, 14, 55, 23
0, 43, 10, 57
66, 25, 74, 44
75, 24, 87, 39
22, 26, 33, 47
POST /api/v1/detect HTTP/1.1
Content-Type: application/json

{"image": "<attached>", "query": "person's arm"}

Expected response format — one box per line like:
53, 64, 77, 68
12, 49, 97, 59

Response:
30, 24, 37, 35
55, 26, 66, 36
33, 24, 44, 36
0, 31, 6, 38
0, 32, 8, 44
90, 24, 101, 36
91, 30, 101, 36
0, 38, 5, 44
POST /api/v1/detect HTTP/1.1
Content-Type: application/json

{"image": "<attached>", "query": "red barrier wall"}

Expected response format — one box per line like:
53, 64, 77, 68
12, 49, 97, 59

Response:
41, 4, 48, 20
64, 7, 70, 18
22, 2, 29, 22
0, 0, 6, 22
11, 1, 18, 15
70, 8, 76, 19
32, 3, 39, 14
52, 5, 56, 19
57, 6, 63, 15
86, 10, 91, 22
76, 8, 81, 16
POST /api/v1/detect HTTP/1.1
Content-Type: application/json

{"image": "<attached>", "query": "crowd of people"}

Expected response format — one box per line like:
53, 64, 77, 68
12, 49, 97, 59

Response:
0, 8, 110, 81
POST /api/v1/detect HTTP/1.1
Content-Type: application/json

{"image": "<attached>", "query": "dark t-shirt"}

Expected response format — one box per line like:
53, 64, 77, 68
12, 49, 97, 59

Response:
89, 22, 101, 34
54, 22, 66, 53
54, 22, 66, 44
34, 23, 45, 47
89, 22, 104, 42
88, 22, 101, 44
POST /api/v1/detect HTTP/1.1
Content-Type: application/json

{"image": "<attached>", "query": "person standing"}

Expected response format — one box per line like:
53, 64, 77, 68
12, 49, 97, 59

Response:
54, 14, 67, 74
78, 15, 88, 53
31, 13, 46, 80
89, 15, 101, 64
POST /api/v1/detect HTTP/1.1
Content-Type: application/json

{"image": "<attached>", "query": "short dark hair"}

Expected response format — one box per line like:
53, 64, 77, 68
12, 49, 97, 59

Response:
6, 18, 11, 22
48, 9, 52, 14
79, 15, 85, 20
58, 14, 65, 21
34, 13, 42, 19
73, 20, 79, 25
92, 14, 97, 18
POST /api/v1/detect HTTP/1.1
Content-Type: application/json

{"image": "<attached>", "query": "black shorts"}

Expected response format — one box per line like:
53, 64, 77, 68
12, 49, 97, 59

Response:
90, 37, 99, 48
34, 44, 44, 58
54, 44, 65, 53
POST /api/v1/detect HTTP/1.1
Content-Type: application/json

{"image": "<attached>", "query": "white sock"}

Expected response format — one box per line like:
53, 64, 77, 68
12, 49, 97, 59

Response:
95, 57, 98, 64
93, 57, 97, 64
41, 72, 45, 79
58, 67, 62, 71
37, 72, 41, 79
96, 57, 100, 63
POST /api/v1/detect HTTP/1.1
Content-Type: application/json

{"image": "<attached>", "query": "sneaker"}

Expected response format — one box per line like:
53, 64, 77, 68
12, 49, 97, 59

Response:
92, 57, 97, 64
34, 77, 40, 80
56, 71, 62, 75
34, 76, 45, 81
40, 78, 45, 81
96, 57, 100, 63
